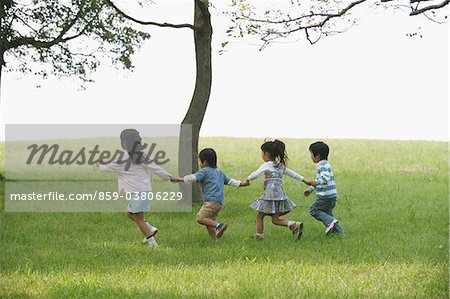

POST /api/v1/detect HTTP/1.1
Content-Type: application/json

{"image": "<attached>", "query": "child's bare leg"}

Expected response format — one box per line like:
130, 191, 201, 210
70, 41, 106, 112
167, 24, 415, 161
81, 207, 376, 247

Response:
198, 218, 217, 239
206, 226, 216, 238
198, 218, 218, 239
128, 212, 151, 237
271, 213, 289, 227
256, 212, 265, 234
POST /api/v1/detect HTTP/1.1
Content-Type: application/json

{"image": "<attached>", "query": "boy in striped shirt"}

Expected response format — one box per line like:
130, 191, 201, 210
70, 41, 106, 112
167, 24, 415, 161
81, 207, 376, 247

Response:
304, 141, 345, 235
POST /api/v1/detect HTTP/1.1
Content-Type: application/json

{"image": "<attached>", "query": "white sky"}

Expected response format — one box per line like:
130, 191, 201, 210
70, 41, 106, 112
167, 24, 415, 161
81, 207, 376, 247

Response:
1, 1, 448, 141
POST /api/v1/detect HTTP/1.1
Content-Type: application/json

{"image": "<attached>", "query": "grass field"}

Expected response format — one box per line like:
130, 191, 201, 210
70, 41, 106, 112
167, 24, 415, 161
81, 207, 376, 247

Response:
0, 138, 448, 298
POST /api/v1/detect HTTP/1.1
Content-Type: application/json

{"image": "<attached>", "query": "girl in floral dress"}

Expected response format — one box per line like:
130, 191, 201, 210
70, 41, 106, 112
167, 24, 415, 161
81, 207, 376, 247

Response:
244, 139, 311, 241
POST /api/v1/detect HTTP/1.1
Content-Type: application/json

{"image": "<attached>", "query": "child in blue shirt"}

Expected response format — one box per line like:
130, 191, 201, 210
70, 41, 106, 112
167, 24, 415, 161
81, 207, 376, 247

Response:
173, 148, 249, 239
304, 141, 345, 235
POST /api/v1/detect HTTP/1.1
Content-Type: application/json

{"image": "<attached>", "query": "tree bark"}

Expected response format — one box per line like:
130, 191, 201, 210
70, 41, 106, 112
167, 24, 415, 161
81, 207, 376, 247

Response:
179, 0, 212, 203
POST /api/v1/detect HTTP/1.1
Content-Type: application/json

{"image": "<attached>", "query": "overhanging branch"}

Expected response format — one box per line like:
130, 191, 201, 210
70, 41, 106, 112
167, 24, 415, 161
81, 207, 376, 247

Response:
6, 3, 88, 50
105, 0, 195, 30
6, 6, 99, 50
266, 0, 366, 37
380, 0, 449, 15
246, 0, 366, 26
410, 0, 449, 15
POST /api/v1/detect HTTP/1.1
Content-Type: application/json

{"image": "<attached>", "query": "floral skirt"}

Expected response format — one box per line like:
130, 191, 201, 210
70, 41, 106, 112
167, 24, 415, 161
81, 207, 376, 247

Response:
250, 198, 297, 215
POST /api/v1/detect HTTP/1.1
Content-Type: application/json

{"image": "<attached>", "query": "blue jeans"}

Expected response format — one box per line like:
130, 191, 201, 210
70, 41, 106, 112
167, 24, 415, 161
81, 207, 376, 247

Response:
309, 197, 344, 234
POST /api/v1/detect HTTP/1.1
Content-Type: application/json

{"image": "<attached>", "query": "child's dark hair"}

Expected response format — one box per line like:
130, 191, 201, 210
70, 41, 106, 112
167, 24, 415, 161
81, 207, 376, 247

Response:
120, 129, 145, 164
309, 141, 329, 160
199, 148, 217, 168
261, 139, 287, 167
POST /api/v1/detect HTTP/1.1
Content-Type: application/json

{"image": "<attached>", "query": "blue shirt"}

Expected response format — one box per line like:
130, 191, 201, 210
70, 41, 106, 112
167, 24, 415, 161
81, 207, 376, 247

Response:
194, 167, 231, 205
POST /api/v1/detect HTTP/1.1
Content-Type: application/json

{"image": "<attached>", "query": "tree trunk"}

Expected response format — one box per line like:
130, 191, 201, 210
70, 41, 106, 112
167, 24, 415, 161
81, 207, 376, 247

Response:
179, 0, 212, 203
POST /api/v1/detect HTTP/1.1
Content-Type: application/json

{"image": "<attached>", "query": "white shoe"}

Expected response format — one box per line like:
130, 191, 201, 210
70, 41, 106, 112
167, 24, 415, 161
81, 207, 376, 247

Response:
325, 219, 338, 235
142, 234, 159, 245
141, 228, 158, 244
253, 233, 264, 240
144, 220, 158, 237
145, 236, 158, 248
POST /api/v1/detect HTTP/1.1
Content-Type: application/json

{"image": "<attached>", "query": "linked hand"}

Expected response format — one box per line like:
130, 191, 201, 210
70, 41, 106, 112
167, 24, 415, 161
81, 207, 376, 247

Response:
305, 180, 316, 186
240, 179, 250, 187
169, 175, 182, 183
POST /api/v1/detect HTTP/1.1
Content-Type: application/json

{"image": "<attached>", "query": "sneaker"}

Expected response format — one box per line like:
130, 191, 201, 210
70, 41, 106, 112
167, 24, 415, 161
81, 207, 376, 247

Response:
333, 224, 345, 235
144, 220, 158, 237
289, 222, 296, 232
215, 223, 228, 238
142, 236, 157, 244
253, 233, 264, 240
293, 222, 304, 241
146, 236, 158, 248
325, 219, 338, 235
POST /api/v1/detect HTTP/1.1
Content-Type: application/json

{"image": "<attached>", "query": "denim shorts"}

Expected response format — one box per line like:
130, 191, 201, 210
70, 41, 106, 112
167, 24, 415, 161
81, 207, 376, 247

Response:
127, 191, 152, 213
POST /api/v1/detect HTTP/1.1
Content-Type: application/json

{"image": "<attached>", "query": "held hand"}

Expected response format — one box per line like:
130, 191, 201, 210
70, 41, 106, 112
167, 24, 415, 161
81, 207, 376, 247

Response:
304, 180, 316, 186
303, 190, 310, 197
169, 175, 182, 183
240, 179, 250, 187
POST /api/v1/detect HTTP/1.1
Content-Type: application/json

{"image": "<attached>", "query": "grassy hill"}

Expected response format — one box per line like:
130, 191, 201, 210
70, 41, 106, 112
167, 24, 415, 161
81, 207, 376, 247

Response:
0, 138, 448, 298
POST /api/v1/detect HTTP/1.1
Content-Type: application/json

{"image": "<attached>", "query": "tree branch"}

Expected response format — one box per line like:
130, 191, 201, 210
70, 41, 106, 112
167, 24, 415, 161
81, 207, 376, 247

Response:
244, 0, 366, 26
14, 11, 40, 35
105, 0, 195, 30
6, 6, 98, 51
381, 0, 437, 2
305, 28, 321, 45
267, 0, 366, 36
409, 0, 449, 15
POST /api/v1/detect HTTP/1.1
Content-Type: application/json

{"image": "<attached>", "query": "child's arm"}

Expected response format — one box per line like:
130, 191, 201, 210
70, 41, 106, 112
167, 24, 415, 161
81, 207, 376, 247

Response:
175, 168, 207, 184
225, 177, 242, 188
182, 174, 197, 183
97, 160, 122, 173
283, 167, 308, 184
223, 173, 250, 188
169, 176, 183, 183
304, 186, 315, 197
170, 174, 196, 184
247, 163, 269, 181
144, 161, 172, 181
314, 166, 331, 186
304, 166, 332, 197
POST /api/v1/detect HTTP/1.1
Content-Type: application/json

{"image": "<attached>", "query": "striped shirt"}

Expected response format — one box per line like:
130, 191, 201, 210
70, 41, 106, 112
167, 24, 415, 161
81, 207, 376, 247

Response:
307, 160, 337, 199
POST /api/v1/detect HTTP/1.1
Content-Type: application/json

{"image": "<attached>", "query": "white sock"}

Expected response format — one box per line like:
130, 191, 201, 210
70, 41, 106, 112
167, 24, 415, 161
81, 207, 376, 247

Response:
144, 220, 154, 230
287, 221, 295, 228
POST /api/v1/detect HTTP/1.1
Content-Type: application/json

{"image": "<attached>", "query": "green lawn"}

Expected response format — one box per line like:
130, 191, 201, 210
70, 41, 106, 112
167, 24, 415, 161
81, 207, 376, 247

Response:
0, 138, 448, 298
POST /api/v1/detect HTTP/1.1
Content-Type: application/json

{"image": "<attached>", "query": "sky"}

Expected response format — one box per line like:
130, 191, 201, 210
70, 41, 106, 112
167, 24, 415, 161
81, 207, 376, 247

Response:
1, 0, 448, 141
